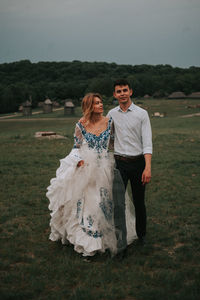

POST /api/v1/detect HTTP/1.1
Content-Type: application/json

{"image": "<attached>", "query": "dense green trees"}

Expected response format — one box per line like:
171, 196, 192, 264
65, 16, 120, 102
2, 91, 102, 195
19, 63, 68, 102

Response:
0, 60, 200, 113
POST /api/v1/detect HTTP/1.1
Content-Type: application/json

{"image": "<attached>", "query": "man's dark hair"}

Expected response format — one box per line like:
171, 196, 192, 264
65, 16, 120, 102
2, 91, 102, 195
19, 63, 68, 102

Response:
113, 79, 131, 90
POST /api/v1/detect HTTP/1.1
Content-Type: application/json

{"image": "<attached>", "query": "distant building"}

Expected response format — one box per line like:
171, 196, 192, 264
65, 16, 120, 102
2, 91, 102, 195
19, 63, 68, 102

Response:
22, 100, 32, 116
43, 98, 53, 113
64, 101, 75, 115
18, 105, 23, 112
168, 92, 186, 99
187, 92, 200, 99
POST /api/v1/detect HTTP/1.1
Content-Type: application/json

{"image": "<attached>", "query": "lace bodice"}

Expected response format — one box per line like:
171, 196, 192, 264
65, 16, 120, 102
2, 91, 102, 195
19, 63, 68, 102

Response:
73, 118, 113, 153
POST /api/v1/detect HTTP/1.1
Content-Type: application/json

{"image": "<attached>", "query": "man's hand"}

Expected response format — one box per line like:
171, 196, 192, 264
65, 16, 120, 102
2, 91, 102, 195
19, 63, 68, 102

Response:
142, 168, 151, 185
77, 160, 84, 167
142, 153, 152, 185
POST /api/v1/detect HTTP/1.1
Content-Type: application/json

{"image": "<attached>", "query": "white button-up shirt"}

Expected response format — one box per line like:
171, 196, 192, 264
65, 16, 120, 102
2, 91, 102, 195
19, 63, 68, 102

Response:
107, 102, 152, 156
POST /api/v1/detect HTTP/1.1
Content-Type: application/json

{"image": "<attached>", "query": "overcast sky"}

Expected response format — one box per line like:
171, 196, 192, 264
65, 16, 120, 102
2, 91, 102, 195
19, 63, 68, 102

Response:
0, 0, 200, 67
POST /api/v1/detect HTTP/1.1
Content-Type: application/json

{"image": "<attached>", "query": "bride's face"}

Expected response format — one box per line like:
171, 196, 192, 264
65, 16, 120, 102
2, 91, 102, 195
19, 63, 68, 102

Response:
92, 97, 103, 114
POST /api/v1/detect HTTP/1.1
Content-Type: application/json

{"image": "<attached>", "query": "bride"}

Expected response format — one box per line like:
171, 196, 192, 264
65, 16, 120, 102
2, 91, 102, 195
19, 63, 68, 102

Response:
46, 93, 137, 257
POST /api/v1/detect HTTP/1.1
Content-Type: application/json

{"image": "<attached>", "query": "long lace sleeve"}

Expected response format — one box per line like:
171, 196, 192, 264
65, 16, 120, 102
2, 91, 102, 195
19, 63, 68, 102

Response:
73, 124, 83, 149
69, 123, 83, 162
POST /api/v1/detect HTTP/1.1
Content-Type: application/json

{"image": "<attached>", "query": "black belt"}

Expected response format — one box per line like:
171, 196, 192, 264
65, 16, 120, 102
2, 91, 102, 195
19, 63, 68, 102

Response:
114, 154, 144, 162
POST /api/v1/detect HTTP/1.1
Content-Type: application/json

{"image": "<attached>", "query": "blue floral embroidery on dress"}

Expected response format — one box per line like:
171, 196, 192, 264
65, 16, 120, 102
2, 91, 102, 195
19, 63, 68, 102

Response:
80, 215, 101, 238
76, 118, 112, 153
73, 136, 82, 149
82, 227, 102, 238
87, 215, 94, 228
99, 187, 113, 221
76, 199, 82, 218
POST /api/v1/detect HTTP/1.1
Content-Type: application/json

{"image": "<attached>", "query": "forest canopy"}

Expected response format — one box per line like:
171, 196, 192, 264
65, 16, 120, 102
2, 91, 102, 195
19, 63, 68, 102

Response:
0, 60, 200, 113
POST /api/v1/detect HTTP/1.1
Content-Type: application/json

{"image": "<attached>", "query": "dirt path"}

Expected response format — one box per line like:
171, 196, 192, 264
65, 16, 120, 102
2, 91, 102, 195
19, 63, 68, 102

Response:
180, 112, 200, 118
0, 107, 64, 120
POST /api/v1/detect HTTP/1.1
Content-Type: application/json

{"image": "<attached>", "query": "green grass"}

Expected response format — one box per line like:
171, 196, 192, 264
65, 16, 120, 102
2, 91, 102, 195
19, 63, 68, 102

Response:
0, 100, 200, 300
135, 98, 200, 117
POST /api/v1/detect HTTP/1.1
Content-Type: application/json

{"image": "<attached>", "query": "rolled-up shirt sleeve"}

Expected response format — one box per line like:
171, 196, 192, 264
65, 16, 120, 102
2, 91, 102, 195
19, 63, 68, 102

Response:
142, 111, 153, 154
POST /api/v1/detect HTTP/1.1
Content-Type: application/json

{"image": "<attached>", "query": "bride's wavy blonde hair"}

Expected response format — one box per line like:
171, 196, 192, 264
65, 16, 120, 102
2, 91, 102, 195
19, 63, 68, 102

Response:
81, 93, 103, 123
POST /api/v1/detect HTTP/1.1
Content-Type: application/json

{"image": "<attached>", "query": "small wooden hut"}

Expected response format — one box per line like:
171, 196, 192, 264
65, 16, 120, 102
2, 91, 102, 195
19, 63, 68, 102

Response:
64, 101, 75, 115
168, 92, 186, 99
43, 98, 53, 113
187, 92, 200, 99
143, 94, 151, 99
18, 105, 23, 112
22, 100, 32, 116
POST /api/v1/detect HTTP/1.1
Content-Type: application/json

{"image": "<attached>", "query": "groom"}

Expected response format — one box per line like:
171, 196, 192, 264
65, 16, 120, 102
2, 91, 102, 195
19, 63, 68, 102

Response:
108, 79, 152, 247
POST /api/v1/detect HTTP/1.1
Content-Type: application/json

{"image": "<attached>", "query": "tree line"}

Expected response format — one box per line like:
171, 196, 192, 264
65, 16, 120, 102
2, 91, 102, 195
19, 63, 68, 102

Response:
0, 60, 200, 113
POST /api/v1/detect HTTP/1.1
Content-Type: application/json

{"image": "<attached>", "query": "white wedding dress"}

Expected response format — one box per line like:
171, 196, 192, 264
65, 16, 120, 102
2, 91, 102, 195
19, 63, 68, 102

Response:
46, 118, 137, 256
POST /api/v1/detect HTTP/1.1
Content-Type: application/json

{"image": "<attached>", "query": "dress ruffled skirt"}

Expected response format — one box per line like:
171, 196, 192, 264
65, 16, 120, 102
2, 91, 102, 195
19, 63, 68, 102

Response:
46, 147, 137, 256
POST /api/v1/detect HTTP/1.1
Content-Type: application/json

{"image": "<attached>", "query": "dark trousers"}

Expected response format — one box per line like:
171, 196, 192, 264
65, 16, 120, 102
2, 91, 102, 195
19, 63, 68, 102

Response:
115, 156, 146, 239
112, 168, 127, 251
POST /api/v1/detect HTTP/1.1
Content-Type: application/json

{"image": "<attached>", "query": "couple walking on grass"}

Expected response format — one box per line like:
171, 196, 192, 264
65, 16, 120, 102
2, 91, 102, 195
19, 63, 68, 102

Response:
46, 79, 152, 258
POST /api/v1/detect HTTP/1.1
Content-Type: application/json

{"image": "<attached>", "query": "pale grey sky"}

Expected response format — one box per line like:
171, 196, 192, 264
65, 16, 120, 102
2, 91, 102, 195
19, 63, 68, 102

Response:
0, 0, 200, 67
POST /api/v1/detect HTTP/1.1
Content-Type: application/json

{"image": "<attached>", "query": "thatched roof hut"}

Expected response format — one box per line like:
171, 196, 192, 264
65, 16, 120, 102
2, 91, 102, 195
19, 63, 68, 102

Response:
64, 101, 75, 115
22, 100, 32, 116
143, 94, 151, 99
168, 92, 186, 99
18, 105, 23, 112
187, 92, 200, 99
43, 98, 53, 113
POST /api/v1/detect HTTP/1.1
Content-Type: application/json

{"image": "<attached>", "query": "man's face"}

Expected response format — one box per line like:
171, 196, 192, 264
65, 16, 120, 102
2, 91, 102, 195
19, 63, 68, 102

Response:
113, 85, 133, 105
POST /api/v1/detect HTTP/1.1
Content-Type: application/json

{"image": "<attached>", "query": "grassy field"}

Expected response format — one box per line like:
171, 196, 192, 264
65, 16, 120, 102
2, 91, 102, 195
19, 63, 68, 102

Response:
0, 100, 200, 300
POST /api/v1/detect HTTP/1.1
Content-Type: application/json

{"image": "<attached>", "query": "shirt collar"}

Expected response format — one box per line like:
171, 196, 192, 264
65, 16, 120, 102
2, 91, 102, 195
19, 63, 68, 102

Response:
118, 102, 135, 112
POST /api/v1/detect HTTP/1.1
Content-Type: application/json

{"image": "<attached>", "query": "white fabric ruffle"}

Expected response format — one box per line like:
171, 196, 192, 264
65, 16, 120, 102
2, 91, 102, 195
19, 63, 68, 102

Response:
47, 146, 137, 256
